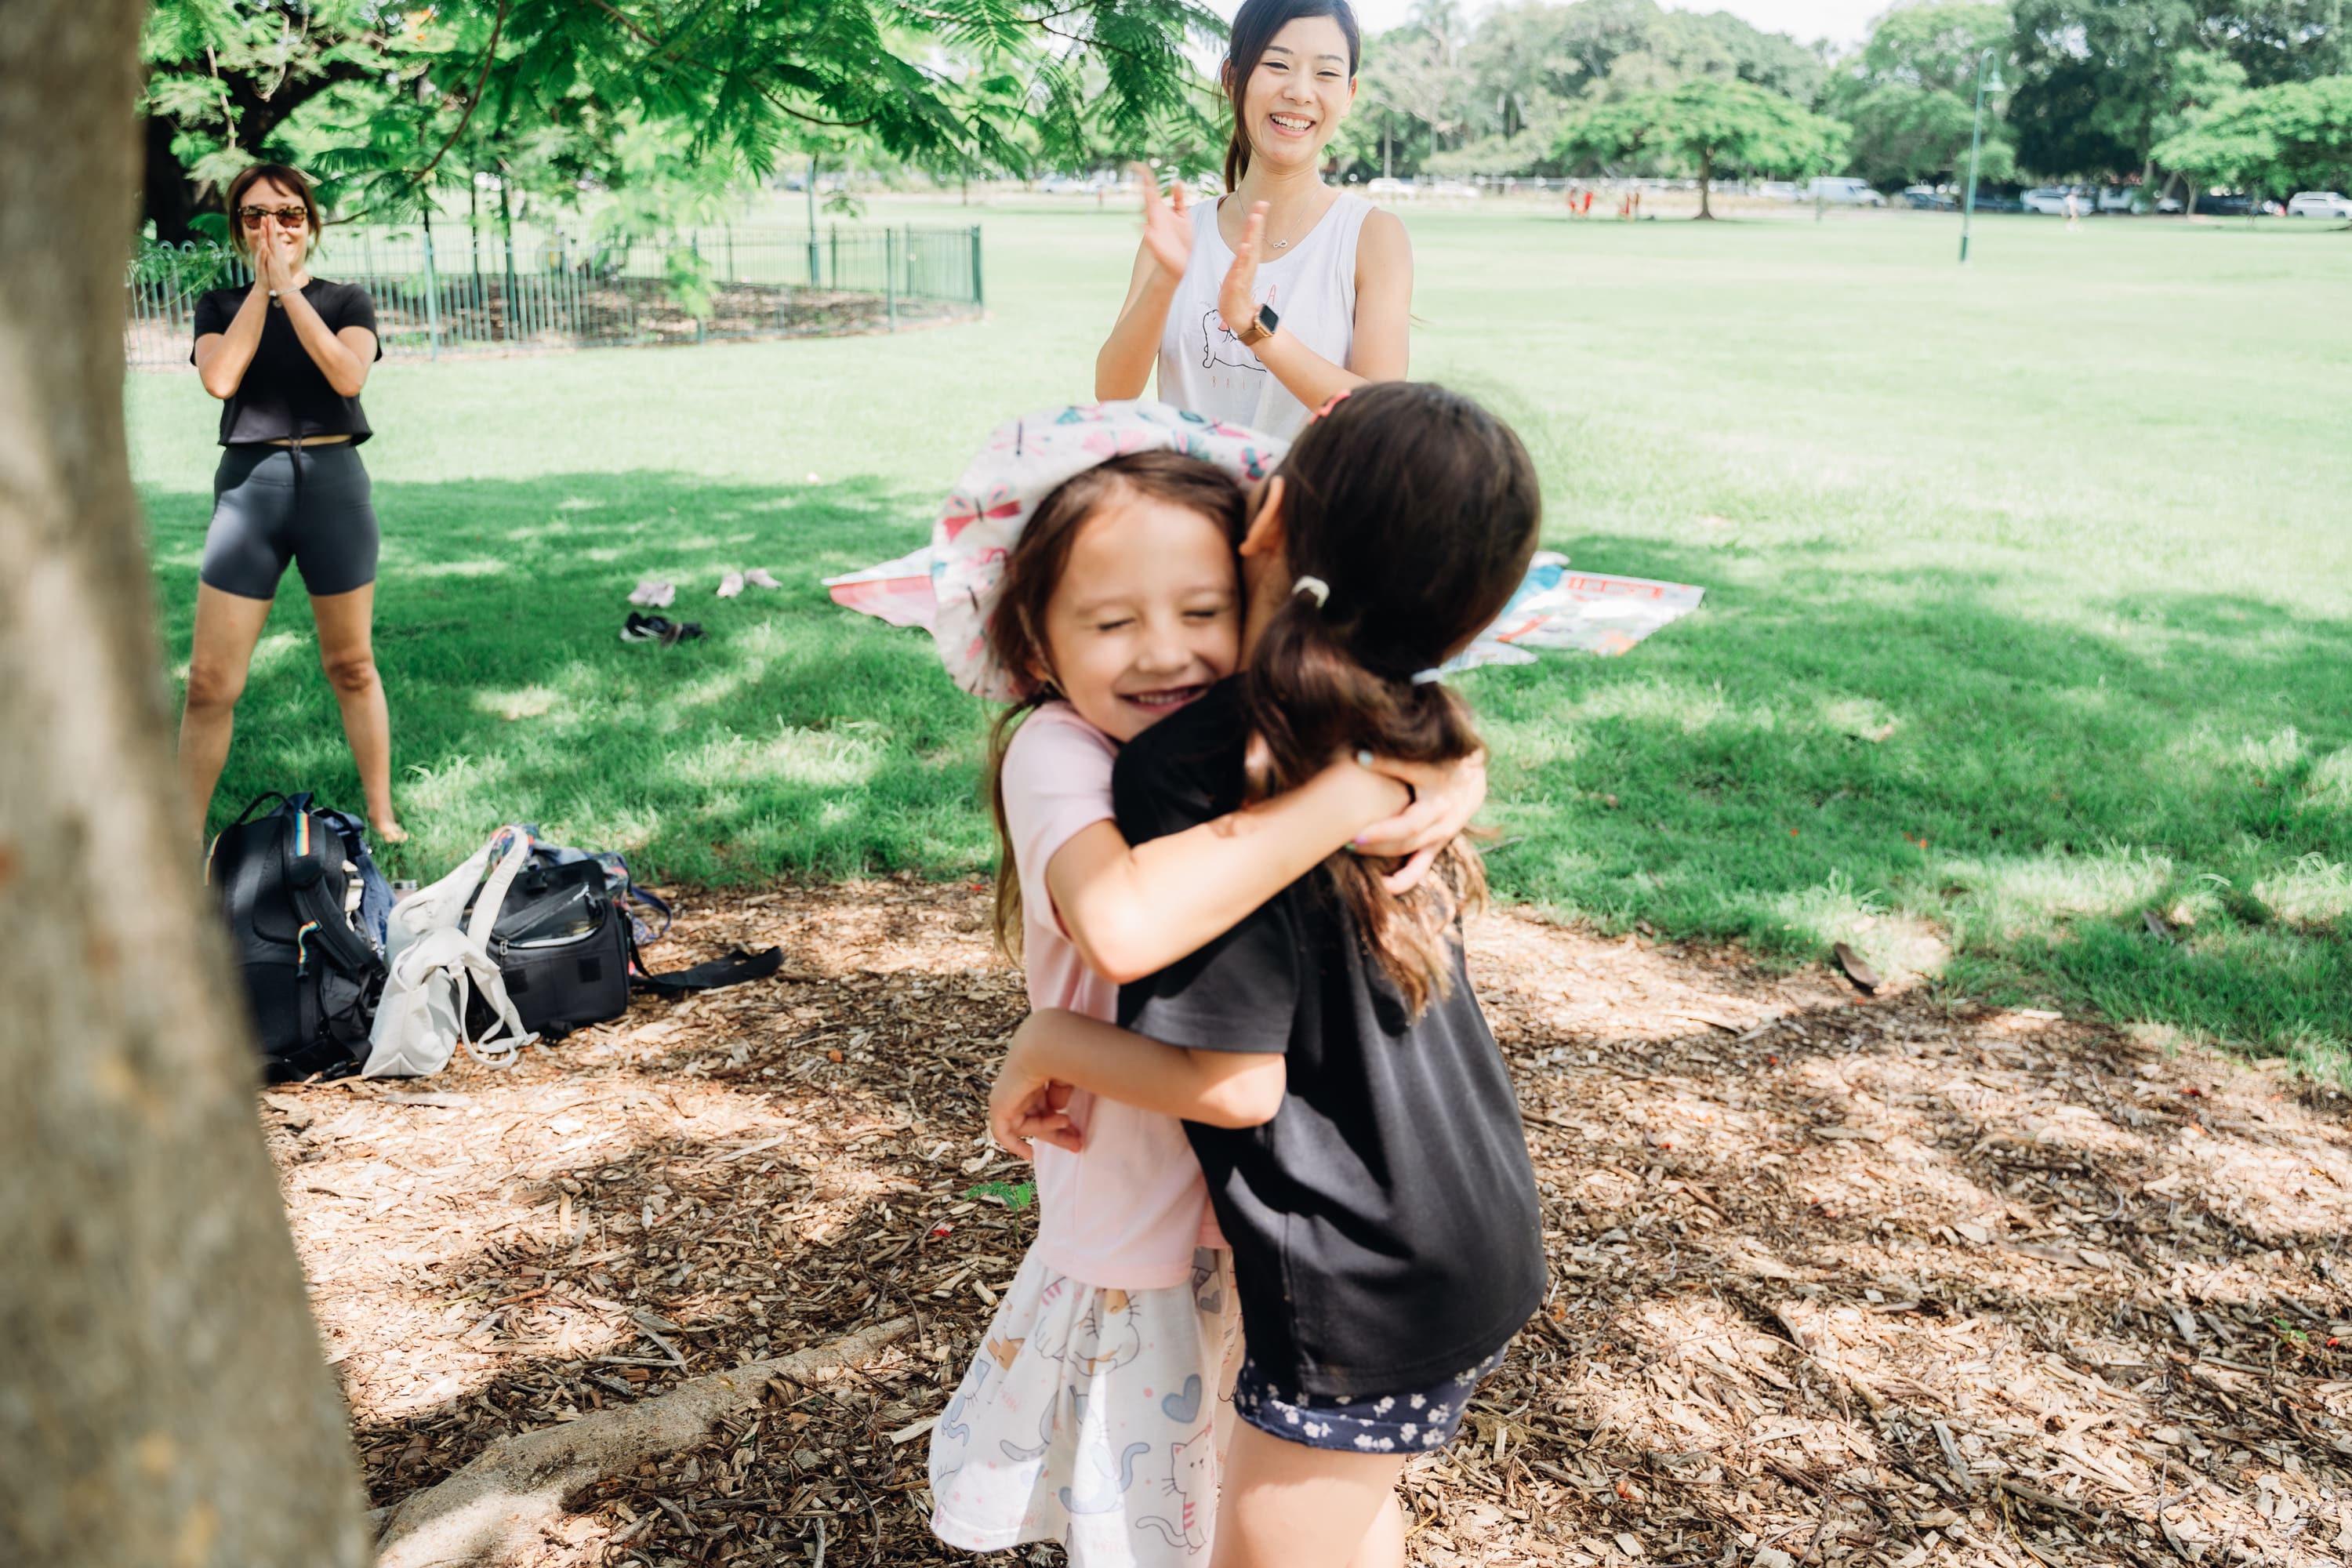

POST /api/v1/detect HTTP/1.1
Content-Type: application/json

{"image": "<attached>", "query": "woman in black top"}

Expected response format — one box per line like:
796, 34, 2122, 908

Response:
180, 162, 404, 842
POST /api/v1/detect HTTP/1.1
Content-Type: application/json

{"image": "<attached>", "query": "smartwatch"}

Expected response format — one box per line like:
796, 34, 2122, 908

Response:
1236, 303, 1280, 348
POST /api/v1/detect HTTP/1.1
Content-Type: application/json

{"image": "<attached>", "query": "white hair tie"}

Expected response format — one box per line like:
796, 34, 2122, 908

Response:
1410, 668, 1444, 685
1291, 575, 1330, 608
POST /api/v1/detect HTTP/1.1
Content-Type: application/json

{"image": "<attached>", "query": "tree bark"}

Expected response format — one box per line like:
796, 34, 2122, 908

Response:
0, 0, 372, 1563
1697, 151, 1715, 219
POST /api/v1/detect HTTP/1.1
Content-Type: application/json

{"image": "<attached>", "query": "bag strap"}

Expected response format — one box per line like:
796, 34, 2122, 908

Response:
625, 885, 674, 940
229, 791, 292, 828
465, 830, 534, 946
280, 811, 380, 976
457, 833, 539, 1068
626, 924, 784, 995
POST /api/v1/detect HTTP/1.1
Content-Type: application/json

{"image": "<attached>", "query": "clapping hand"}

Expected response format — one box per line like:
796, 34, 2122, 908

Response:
1217, 200, 1270, 336
252, 222, 296, 296
1135, 162, 1194, 283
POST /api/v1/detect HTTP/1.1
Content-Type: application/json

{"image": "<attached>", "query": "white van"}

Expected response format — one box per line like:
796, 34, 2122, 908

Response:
1806, 177, 1887, 207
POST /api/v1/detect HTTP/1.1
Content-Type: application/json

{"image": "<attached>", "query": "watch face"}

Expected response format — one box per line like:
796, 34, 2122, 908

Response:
1258, 305, 1280, 333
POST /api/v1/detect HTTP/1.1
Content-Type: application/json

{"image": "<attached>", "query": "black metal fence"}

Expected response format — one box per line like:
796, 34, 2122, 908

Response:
128, 224, 984, 368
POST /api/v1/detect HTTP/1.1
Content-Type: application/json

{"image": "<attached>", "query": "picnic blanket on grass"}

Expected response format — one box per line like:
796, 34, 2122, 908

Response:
826, 547, 1704, 670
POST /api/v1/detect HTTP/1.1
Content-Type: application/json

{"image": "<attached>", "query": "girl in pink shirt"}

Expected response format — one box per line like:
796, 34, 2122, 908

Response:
925, 404, 1475, 1565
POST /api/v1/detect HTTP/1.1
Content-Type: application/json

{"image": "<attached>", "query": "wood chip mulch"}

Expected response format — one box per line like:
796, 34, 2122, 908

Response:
261, 877, 2352, 1567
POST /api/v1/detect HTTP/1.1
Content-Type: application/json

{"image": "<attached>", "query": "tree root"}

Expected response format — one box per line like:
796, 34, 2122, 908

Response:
373, 1316, 913, 1568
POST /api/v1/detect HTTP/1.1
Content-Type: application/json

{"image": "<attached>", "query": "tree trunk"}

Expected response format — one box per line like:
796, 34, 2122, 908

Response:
0, 1, 372, 1563
1697, 151, 1714, 220
142, 113, 198, 242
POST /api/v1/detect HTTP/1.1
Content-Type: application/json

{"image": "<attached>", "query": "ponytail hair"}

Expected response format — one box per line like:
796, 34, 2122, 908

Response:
1222, 0, 1363, 191
982, 452, 1249, 958
1243, 383, 1541, 1014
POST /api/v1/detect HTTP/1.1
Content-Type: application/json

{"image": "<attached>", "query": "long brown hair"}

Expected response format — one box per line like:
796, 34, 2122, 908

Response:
984, 452, 1249, 957
1221, 0, 1362, 191
223, 163, 324, 260
1244, 383, 1541, 1014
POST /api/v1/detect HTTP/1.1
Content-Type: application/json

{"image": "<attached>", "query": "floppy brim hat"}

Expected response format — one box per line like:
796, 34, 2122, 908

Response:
930, 400, 1285, 702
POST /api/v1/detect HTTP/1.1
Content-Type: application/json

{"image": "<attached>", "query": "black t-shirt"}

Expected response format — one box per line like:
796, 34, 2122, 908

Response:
1114, 680, 1547, 1398
191, 279, 380, 446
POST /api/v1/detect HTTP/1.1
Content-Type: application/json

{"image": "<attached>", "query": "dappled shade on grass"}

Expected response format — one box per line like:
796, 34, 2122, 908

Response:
149, 470, 993, 887
143, 462, 2352, 1065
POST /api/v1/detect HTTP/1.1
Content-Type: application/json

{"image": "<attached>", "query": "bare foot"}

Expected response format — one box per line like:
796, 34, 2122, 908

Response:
372, 821, 409, 845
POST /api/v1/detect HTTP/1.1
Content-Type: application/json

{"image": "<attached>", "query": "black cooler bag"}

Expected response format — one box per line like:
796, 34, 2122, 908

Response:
465, 858, 629, 1039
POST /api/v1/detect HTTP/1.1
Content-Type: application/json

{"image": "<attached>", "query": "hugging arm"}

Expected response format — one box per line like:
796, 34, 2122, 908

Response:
991, 1007, 1284, 1158
1045, 748, 1485, 985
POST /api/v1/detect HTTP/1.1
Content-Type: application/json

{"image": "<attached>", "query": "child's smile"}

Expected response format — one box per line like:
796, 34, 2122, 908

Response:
1041, 485, 1240, 745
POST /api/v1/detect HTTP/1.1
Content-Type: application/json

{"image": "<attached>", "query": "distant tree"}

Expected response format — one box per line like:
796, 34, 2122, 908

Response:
2154, 74, 2352, 201
2005, 0, 2347, 181
1559, 76, 1847, 216
1828, 3, 2016, 187
1360, 0, 1831, 180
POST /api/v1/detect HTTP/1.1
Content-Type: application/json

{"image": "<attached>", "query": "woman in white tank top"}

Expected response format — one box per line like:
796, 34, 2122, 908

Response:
1094, 0, 1412, 441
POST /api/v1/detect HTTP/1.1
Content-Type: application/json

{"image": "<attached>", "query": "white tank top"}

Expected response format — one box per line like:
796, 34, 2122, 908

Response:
1156, 191, 1373, 442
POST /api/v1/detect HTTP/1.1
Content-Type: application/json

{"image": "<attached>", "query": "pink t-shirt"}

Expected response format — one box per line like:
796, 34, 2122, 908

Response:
1002, 702, 1221, 1290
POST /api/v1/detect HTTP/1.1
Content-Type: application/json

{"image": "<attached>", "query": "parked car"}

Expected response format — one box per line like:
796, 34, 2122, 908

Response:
1757, 180, 1804, 201
2288, 191, 2352, 217
1365, 176, 1414, 200
1807, 176, 1887, 206
1900, 186, 1958, 210
2097, 186, 2143, 214
1969, 190, 2025, 212
2196, 191, 2256, 215
2020, 186, 2098, 215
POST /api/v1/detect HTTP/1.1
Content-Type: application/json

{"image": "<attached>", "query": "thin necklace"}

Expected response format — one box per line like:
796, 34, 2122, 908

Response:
1250, 193, 1324, 252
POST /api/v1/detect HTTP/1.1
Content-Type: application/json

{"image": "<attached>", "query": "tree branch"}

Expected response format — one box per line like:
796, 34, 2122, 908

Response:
407, 0, 512, 189
582, 0, 658, 49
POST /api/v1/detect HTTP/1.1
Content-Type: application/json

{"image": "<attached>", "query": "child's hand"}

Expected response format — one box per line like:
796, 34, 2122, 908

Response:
1352, 749, 1488, 892
989, 1026, 1083, 1160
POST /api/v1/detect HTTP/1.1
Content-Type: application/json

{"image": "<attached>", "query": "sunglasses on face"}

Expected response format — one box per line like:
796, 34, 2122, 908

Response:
238, 205, 309, 228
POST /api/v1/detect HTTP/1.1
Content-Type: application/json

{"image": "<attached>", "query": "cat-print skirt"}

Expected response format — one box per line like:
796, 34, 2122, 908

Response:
928, 1247, 1240, 1564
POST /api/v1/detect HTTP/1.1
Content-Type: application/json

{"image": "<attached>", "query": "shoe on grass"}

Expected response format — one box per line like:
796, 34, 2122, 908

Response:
628, 577, 674, 606
744, 568, 782, 590
660, 619, 705, 648
717, 570, 745, 599
620, 612, 664, 644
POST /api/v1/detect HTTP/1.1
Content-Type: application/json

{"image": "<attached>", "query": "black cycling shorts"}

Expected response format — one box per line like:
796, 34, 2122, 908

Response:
200, 442, 379, 601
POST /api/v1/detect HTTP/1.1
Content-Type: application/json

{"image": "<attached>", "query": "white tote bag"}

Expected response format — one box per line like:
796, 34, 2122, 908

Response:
362, 829, 539, 1077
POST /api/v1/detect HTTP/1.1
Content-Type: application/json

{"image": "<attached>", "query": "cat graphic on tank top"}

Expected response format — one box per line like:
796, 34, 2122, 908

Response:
1200, 285, 1276, 373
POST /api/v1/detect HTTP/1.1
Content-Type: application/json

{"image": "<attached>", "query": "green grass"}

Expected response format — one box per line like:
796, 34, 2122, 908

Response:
130, 201, 2352, 1067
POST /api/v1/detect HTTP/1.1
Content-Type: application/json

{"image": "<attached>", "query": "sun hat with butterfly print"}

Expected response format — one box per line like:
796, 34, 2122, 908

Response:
928, 400, 1283, 702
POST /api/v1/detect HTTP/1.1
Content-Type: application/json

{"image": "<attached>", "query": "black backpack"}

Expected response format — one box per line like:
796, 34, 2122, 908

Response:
207, 793, 390, 1081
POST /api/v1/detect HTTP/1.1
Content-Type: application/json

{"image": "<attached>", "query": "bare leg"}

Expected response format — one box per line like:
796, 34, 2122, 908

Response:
176, 583, 275, 839
1343, 1490, 1407, 1568
309, 582, 404, 840
1209, 1424, 1405, 1568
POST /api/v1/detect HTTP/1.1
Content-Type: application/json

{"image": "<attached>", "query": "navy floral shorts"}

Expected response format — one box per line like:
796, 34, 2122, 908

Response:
1232, 1348, 1508, 1452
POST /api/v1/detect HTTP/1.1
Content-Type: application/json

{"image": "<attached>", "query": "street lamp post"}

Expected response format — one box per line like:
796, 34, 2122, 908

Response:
1960, 47, 1995, 263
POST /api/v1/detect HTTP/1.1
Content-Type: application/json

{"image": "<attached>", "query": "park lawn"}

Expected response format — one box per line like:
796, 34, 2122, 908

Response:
129, 201, 2352, 1068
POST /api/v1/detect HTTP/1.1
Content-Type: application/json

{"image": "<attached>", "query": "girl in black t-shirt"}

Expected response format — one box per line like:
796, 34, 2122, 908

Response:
178, 162, 404, 843
990, 383, 1548, 1568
